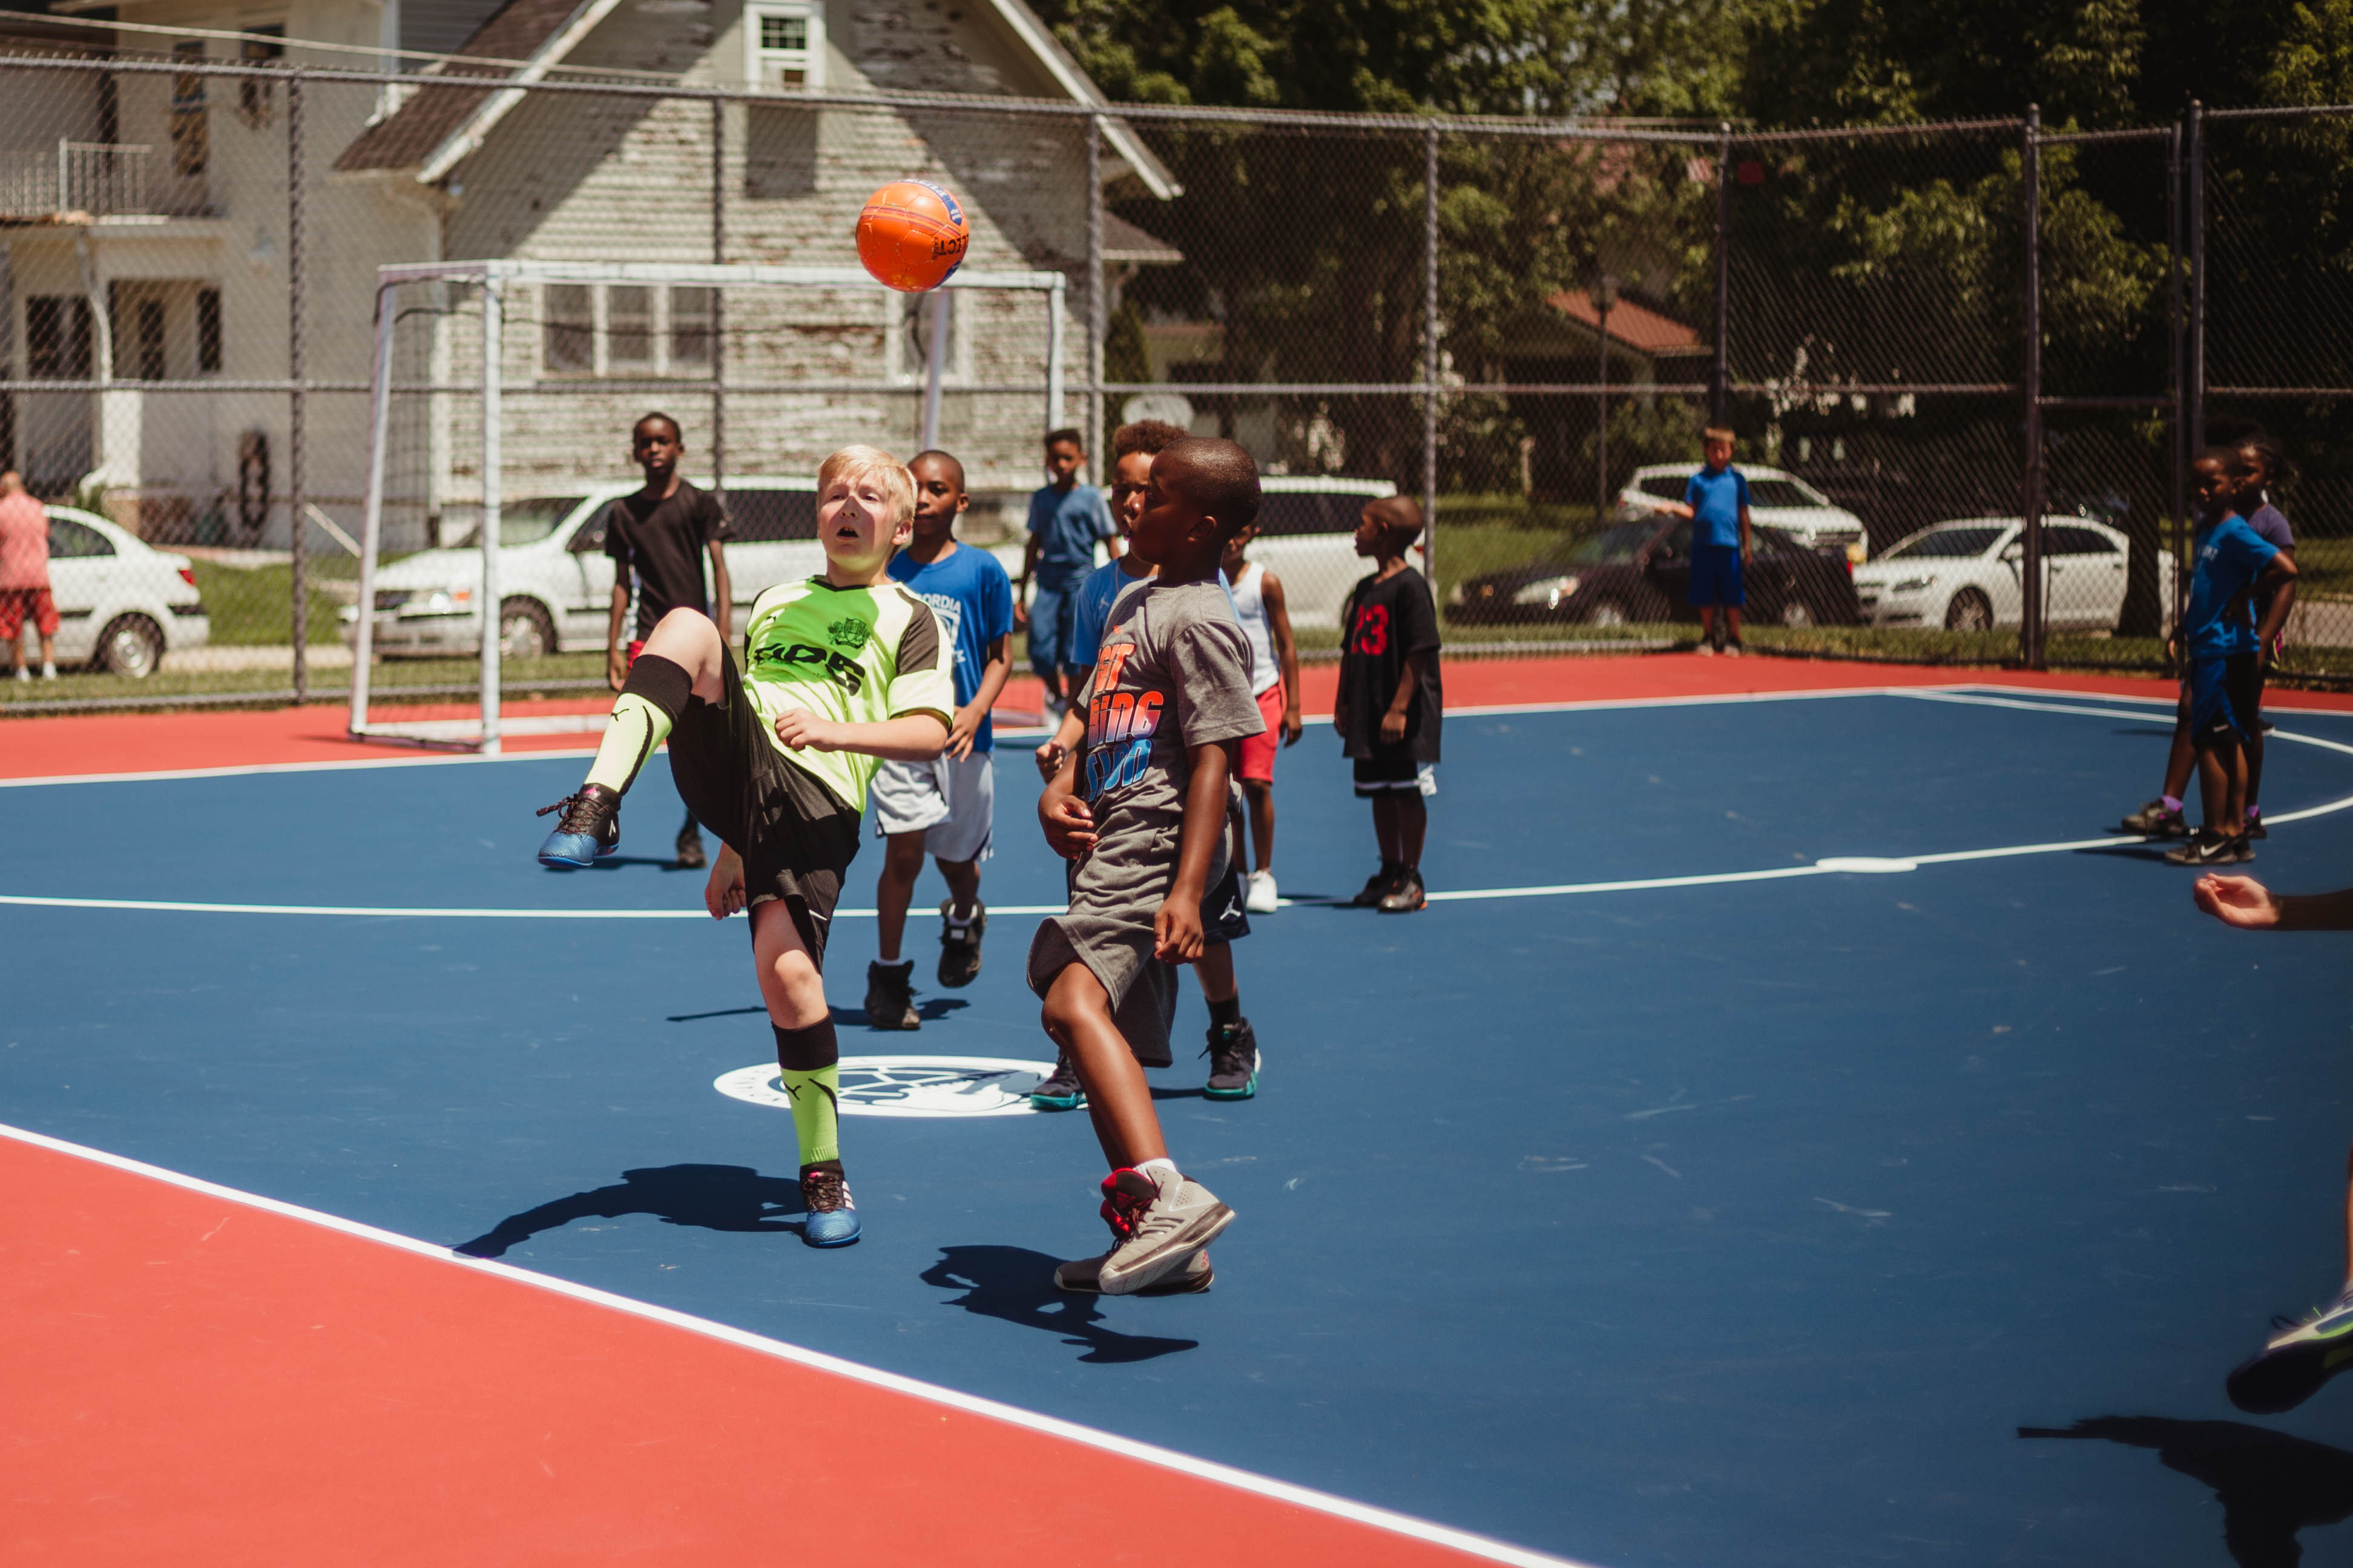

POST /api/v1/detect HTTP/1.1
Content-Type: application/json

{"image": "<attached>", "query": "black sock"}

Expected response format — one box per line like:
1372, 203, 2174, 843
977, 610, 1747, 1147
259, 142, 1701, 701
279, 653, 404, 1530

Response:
774, 1019, 839, 1072
621, 653, 693, 719
1208, 995, 1243, 1030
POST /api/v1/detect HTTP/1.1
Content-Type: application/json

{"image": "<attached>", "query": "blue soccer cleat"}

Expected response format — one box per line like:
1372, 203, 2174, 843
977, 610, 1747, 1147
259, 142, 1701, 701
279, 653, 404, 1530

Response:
800, 1166, 861, 1247
535, 784, 620, 868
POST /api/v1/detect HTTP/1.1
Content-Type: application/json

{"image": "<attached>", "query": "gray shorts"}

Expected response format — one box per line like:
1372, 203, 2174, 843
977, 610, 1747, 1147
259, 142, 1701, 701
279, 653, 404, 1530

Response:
1026, 804, 1236, 1069
870, 751, 994, 864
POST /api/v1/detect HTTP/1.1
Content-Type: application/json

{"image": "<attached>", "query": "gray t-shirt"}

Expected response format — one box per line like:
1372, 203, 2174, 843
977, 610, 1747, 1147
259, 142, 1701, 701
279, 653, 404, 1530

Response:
1075, 577, 1265, 815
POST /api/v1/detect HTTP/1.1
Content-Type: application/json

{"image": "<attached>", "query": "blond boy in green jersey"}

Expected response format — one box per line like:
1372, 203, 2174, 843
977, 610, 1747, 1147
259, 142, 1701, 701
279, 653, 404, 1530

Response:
537, 445, 953, 1245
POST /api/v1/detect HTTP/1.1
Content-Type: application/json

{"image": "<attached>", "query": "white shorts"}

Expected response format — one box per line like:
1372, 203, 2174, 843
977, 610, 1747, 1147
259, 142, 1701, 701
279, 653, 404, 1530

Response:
870, 750, 995, 864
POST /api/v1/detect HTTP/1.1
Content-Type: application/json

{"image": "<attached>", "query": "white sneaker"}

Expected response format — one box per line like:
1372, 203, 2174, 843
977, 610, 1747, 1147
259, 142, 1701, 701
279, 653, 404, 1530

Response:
9, 665, 25, 682
39, 663, 56, 680
1098, 1167, 1234, 1295
1244, 868, 1279, 914
1693, 643, 1715, 657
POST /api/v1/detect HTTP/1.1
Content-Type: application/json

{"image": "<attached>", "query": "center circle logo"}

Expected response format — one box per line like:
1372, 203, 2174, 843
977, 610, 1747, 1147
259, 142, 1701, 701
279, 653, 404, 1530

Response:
714, 1055, 1055, 1118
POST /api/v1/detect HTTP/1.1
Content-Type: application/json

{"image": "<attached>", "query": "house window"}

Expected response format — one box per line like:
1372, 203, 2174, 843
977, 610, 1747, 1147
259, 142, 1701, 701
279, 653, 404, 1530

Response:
171, 39, 208, 176
237, 26, 285, 128
26, 297, 93, 381
671, 286, 714, 369
541, 284, 714, 378
197, 288, 222, 372
746, 2, 824, 88
131, 299, 165, 381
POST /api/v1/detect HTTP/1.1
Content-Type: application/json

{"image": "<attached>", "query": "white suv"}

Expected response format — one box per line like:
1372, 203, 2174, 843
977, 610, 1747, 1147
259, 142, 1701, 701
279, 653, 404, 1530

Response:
1620, 464, 1869, 561
341, 478, 824, 659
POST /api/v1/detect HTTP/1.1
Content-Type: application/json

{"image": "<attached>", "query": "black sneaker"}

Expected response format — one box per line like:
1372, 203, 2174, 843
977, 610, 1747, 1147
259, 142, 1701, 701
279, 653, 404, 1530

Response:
937, 899, 986, 988
863, 959, 920, 1030
1030, 1051, 1084, 1110
1202, 1019, 1260, 1100
2119, 798, 2190, 837
2165, 830, 2243, 867
674, 821, 707, 870
2246, 817, 2269, 841
1351, 861, 1401, 907
1378, 866, 1427, 913
536, 784, 621, 868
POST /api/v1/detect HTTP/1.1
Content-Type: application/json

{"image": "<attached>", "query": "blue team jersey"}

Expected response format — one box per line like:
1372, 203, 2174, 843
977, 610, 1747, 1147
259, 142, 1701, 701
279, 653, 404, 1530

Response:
2184, 514, 2279, 658
886, 541, 1015, 752
1684, 466, 1751, 550
1069, 558, 1148, 673
1027, 484, 1116, 584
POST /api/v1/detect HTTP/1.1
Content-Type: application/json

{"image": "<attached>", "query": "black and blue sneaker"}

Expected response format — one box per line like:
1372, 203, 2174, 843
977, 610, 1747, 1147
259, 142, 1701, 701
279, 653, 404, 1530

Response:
536, 784, 620, 868
2228, 1290, 2353, 1414
1203, 1020, 1260, 1100
800, 1164, 860, 1247
1030, 1051, 1084, 1111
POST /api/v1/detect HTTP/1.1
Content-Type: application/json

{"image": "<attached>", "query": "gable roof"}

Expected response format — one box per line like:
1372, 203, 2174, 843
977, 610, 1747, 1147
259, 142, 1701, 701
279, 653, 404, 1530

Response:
1545, 291, 1708, 358
335, 0, 1178, 199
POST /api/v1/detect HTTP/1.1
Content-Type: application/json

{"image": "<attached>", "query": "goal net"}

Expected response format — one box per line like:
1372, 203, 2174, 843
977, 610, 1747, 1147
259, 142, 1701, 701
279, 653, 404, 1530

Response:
346, 259, 1068, 752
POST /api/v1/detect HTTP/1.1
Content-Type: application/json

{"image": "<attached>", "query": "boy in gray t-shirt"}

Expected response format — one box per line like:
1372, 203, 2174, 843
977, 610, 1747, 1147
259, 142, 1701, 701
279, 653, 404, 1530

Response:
1030, 439, 1266, 1297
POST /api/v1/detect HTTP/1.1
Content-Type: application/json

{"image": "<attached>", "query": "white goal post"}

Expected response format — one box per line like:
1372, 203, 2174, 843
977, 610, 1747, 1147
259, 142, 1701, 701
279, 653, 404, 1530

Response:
347, 258, 1068, 753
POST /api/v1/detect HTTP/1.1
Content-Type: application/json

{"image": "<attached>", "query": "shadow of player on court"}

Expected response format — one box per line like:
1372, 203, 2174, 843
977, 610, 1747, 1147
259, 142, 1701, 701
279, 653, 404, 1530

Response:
453, 1163, 806, 1258
2021, 1415, 2353, 1567
921, 1245, 1199, 1364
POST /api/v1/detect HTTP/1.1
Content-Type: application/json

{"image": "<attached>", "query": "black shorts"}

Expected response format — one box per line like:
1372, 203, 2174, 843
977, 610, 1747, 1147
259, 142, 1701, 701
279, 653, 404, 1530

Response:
2189, 651, 2263, 752
666, 650, 862, 966
1353, 753, 1434, 797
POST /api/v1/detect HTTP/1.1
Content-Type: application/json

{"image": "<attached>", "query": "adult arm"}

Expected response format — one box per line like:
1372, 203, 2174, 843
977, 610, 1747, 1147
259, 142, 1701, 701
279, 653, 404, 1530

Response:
1154, 740, 1236, 963
2194, 874, 2353, 931
605, 582, 630, 692
1262, 568, 1305, 745
707, 539, 732, 643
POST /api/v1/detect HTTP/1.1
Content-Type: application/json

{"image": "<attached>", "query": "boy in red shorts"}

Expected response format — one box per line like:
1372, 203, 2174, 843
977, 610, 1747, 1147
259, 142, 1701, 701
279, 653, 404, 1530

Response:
0, 470, 58, 681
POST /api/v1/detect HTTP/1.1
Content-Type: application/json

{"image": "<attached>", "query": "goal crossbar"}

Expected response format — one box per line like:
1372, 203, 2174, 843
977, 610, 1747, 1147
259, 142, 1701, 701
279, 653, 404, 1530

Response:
348, 259, 1068, 753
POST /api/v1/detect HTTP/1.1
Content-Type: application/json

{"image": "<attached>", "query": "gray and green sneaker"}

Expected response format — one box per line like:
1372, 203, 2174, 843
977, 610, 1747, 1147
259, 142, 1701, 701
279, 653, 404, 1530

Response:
2229, 1289, 2353, 1413
1202, 1020, 1260, 1100
1030, 1051, 1084, 1111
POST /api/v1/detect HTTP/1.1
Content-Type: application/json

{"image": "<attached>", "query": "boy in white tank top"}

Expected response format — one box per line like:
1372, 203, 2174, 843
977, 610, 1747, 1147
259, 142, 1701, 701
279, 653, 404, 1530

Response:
1219, 525, 1303, 913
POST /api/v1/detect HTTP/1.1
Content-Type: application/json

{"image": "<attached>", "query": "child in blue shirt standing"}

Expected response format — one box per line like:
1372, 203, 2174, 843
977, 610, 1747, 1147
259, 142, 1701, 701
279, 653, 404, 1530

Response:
2166, 447, 2299, 867
1019, 427, 1121, 721
1659, 427, 1751, 655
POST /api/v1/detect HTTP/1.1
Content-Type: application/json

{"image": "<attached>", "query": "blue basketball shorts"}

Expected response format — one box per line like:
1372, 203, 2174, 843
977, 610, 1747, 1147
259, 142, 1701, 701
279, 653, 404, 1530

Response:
1688, 543, 1744, 608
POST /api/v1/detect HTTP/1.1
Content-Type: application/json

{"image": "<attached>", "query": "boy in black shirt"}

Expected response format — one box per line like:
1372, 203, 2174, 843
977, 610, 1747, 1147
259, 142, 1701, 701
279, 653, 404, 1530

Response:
603, 413, 732, 869
1335, 496, 1442, 913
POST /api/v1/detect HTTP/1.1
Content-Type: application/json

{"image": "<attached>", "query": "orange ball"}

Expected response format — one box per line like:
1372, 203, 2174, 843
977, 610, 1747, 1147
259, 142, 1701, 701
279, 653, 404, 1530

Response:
855, 180, 970, 292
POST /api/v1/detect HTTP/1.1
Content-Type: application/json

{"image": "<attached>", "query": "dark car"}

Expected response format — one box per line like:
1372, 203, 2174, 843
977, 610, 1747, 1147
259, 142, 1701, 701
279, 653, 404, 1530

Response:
1447, 517, 1861, 629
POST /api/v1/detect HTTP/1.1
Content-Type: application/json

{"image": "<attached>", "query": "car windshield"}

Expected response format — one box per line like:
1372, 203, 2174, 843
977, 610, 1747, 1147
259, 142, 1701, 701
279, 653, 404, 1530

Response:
450, 496, 587, 548
1881, 526, 2005, 561
1635, 475, 1685, 500
1748, 478, 1825, 508
1556, 522, 1659, 565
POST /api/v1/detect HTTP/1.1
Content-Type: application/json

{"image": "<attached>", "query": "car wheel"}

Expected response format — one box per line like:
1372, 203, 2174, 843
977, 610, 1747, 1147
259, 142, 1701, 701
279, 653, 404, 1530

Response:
1944, 589, 1993, 632
1584, 599, 1629, 627
500, 598, 556, 661
97, 614, 164, 678
1780, 599, 1815, 628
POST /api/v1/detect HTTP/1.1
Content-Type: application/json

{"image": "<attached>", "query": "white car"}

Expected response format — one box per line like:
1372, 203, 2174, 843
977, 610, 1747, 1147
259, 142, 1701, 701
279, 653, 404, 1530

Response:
342, 478, 826, 659
1621, 464, 1869, 560
40, 505, 209, 677
1852, 517, 2174, 634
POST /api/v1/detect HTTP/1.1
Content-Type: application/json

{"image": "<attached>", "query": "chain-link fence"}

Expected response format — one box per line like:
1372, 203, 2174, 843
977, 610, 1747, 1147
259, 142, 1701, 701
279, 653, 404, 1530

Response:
0, 20, 2345, 713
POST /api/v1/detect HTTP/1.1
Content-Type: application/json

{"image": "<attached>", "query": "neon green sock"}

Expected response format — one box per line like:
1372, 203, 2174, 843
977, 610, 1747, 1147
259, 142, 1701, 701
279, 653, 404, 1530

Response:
584, 692, 673, 796
778, 1064, 841, 1167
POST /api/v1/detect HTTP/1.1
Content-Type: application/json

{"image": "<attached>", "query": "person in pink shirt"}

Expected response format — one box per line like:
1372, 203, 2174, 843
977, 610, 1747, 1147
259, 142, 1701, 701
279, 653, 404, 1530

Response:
0, 470, 56, 681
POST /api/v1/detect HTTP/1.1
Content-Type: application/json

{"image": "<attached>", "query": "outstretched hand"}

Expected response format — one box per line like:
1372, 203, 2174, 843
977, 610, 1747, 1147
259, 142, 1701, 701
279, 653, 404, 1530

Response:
2194, 873, 2282, 929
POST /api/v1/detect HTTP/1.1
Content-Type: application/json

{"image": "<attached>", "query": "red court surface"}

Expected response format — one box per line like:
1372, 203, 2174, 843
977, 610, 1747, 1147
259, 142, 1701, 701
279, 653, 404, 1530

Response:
7, 654, 2351, 783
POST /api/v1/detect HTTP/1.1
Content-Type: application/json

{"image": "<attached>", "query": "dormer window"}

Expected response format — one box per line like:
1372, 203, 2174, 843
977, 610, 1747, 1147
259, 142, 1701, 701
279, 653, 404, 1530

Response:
747, 3, 824, 89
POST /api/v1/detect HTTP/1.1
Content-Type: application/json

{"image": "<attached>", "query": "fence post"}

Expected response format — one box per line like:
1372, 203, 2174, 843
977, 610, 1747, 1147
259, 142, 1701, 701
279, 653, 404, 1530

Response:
2168, 120, 2186, 641
711, 98, 725, 511
2020, 105, 2044, 669
479, 276, 504, 755
1713, 122, 1731, 428
287, 72, 306, 701
1086, 114, 1104, 454
2186, 102, 2205, 461
1422, 123, 1439, 588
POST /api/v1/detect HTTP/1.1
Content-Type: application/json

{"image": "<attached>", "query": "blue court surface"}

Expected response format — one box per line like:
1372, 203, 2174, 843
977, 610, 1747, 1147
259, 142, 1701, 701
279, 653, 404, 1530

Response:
7, 685, 2353, 1567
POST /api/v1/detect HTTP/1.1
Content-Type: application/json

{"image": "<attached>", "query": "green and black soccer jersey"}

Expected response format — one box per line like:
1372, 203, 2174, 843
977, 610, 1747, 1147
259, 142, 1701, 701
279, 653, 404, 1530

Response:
740, 576, 955, 811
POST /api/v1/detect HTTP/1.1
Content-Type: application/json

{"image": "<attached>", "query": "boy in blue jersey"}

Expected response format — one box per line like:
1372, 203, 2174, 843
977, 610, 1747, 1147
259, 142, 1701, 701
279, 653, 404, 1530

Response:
864, 450, 1016, 1028
2165, 447, 2299, 867
1657, 427, 1751, 655
1018, 427, 1121, 720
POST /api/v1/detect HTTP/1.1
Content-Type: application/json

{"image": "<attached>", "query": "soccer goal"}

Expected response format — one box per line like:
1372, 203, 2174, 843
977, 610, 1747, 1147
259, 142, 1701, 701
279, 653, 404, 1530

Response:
347, 258, 1069, 752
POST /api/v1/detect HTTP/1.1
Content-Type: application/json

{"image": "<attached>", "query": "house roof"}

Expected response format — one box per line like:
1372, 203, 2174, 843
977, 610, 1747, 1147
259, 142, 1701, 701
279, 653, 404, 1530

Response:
335, 0, 1179, 200
1545, 291, 1709, 357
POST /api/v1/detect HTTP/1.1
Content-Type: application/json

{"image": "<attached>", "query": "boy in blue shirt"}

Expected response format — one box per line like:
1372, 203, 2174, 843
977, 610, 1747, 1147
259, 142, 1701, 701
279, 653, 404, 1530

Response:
1019, 427, 1120, 720
1657, 427, 1751, 655
2165, 447, 2299, 867
865, 450, 1016, 1028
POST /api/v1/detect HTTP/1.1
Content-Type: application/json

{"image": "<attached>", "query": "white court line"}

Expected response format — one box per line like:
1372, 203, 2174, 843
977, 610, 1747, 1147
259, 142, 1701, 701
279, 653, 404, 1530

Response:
0, 1120, 1586, 1568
